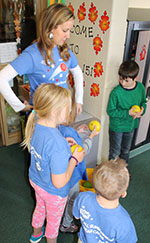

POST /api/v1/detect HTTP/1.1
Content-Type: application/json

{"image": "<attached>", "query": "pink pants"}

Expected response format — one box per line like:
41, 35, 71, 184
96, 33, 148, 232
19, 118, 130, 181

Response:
30, 180, 67, 239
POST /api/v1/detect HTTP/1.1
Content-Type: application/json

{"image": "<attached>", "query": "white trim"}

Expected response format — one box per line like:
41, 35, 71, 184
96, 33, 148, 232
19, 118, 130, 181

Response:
129, 143, 150, 158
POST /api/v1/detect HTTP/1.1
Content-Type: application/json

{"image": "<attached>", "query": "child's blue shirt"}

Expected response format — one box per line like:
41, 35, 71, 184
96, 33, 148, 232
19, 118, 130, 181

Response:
29, 123, 72, 197
73, 191, 138, 243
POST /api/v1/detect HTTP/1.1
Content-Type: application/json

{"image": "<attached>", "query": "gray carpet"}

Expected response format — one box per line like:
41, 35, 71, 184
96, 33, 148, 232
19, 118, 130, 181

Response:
0, 143, 150, 242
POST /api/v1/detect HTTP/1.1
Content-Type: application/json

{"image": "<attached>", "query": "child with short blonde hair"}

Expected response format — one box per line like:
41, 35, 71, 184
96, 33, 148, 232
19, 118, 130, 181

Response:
73, 158, 138, 243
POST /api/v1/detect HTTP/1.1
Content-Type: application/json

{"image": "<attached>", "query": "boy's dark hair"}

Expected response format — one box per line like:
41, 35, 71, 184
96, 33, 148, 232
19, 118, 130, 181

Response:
118, 60, 139, 80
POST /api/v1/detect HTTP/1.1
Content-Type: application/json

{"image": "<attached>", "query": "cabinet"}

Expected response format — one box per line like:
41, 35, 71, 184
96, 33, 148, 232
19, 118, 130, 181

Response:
0, 0, 47, 145
0, 64, 22, 146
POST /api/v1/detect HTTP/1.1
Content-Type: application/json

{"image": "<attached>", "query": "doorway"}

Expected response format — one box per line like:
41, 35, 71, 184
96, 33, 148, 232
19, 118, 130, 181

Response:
124, 21, 150, 149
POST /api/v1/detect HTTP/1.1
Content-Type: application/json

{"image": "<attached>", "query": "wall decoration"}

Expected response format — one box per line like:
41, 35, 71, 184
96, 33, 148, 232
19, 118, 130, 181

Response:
48, 0, 55, 5
90, 83, 100, 97
48, 0, 65, 6
93, 34, 103, 55
68, 2, 74, 14
99, 10, 110, 34
78, 2, 86, 22
68, 72, 74, 88
66, 1, 110, 98
88, 2, 98, 24
94, 62, 103, 77
13, 11, 21, 54
140, 45, 146, 61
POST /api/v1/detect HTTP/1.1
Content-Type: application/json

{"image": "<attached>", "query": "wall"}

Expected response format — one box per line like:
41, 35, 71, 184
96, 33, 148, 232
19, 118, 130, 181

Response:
66, 0, 129, 163
128, 0, 150, 8
128, 0, 150, 21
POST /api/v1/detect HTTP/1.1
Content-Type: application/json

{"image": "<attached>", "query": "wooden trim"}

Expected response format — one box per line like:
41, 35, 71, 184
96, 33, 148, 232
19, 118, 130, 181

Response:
0, 94, 7, 145
35, 0, 47, 37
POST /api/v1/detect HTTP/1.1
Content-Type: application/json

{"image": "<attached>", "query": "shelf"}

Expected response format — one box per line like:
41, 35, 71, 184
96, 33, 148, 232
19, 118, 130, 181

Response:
0, 63, 22, 146
0, 94, 22, 146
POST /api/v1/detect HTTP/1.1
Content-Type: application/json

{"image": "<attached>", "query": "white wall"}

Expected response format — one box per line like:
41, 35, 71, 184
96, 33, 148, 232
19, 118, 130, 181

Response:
66, 0, 129, 163
128, 0, 150, 21
129, 0, 150, 8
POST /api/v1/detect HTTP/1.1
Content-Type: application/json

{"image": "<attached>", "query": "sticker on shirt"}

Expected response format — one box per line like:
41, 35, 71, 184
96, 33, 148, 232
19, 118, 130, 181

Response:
49, 62, 68, 80
41, 59, 68, 86
30, 146, 43, 172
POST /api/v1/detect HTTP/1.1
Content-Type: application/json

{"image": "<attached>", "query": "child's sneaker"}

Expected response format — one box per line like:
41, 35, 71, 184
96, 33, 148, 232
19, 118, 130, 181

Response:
60, 223, 78, 233
30, 226, 45, 243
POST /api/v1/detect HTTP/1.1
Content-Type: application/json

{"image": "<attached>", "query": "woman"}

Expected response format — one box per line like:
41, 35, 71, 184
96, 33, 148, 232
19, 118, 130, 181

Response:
0, 3, 83, 114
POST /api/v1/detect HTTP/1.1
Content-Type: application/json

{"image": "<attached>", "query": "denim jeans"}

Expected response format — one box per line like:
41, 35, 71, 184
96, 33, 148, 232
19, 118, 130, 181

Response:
109, 130, 135, 162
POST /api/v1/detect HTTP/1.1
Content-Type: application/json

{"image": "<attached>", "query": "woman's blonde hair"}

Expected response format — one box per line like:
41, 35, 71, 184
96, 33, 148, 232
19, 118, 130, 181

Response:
22, 83, 71, 151
37, 3, 75, 65
92, 158, 129, 200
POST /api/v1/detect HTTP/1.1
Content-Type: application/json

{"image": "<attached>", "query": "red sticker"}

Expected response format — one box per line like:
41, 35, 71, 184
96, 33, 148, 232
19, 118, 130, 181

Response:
60, 63, 67, 72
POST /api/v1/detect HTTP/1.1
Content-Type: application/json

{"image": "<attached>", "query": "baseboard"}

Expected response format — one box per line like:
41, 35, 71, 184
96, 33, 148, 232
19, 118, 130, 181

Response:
129, 143, 150, 158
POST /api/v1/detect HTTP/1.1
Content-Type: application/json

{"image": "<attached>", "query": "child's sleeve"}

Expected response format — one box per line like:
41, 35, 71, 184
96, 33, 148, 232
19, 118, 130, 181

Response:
116, 219, 138, 243
82, 137, 93, 155
72, 194, 81, 220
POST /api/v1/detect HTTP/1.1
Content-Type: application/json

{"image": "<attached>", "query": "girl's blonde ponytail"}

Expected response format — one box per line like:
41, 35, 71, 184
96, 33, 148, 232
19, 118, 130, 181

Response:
22, 112, 36, 151
22, 83, 71, 151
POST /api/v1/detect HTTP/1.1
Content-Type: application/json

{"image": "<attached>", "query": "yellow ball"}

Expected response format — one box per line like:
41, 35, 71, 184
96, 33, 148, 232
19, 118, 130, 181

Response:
131, 105, 141, 113
71, 144, 83, 153
88, 120, 101, 132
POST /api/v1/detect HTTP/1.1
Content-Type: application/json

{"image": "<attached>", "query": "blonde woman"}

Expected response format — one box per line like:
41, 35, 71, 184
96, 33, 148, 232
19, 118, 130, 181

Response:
23, 83, 85, 243
0, 3, 83, 114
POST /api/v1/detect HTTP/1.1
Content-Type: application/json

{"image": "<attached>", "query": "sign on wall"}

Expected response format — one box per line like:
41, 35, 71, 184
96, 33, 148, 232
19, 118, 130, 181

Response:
66, 1, 110, 105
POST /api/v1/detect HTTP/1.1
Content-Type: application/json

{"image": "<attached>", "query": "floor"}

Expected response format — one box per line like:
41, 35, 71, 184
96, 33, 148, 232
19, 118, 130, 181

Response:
0, 143, 150, 243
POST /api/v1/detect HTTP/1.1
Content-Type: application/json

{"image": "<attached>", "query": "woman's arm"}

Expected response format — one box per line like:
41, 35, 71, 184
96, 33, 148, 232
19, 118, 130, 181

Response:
0, 64, 25, 112
0, 64, 31, 112
70, 65, 83, 113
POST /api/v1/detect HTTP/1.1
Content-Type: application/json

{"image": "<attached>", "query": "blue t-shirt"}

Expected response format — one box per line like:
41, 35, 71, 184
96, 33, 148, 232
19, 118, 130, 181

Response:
58, 125, 88, 188
29, 123, 72, 198
11, 42, 78, 104
73, 192, 138, 243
